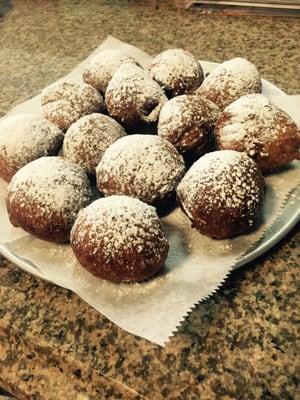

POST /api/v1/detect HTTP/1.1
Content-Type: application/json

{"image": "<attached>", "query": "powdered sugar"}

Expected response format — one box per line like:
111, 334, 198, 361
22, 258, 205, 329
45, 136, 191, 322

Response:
71, 195, 168, 259
177, 150, 264, 222
96, 134, 185, 204
105, 63, 167, 125
158, 94, 219, 152
83, 49, 139, 94
41, 81, 104, 131
196, 57, 262, 109
204, 98, 221, 122
149, 49, 204, 97
159, 95, 202, 136
216, 94, 300, 161
63, 113, 126, 174
8, 157, 92, 221
0, 113, 64, 181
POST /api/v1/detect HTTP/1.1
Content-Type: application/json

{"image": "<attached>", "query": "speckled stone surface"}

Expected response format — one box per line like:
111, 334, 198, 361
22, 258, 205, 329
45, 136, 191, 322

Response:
0, 1, 299, 399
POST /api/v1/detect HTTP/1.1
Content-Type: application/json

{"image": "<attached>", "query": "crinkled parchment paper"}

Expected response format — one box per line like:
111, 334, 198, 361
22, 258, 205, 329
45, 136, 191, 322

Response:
0, 36, 299, 345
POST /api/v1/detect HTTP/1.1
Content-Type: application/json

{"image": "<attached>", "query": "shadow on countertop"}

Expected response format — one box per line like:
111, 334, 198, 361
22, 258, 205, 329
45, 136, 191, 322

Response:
0, 1, 12, 19
0, 387, 15, 399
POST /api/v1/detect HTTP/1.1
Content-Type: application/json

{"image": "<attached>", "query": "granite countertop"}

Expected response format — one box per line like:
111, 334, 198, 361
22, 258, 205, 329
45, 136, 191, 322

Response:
0, 1, 299, 399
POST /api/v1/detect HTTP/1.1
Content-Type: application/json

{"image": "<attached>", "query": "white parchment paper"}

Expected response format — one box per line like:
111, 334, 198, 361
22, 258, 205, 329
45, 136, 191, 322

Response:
0, 37, 299, 345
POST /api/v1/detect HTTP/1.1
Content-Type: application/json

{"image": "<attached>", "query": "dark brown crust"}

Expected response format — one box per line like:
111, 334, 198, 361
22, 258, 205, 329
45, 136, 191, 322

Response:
105, 88, 165, 129
216, 109, 300, 172
183, 135, 217, 168
82, 70, 102, 92
6, 160, 93, 243
41, 81, 104, 131
0, 155, 19, 183
149, 51, 204, 98
97, 168, 184, 206
105, 94, 152, 128
82, 55, 140, 95
178, 193, 264, 239
157, 73, 203, 98
195, 79, 262, 111
0, 136, 63, 183
194, 59, 262, 110
7, 188, 73, 242
158, 95, 220, 159
177, 160, 266, 239
71, 217, 169, 283
96, 135, 185, 205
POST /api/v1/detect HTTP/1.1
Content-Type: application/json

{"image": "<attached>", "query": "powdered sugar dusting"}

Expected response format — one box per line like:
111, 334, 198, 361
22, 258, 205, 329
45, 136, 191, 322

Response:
8, 157, 92, 221
97, 134, 185, 204
196, 57, 262, 109
0, 113, 64, 178
149, 49, 204, 96
71, 195, 168, 259
63, 113, 126, 174
159, 95, 202, 138
105, 63, 167, 125
216, 94, 298, 159
83, 49, 139, 94
41, 81, 104, 131
204, 98, 221, 122
177, 150, 264, 223
158, 94, 220, 152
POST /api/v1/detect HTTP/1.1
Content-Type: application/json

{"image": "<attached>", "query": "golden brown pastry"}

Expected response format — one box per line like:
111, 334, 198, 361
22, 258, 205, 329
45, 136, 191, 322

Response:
96, 134, 185, 205
63, 113, 126, 175
216, 94, 300, 171
105, 63, 167, 129
7, 157, 92, 242
0, 113, 63, 182
71, 195, 169, 282
195, 57, 262, 110
41, 81, 104, 131
149, 49, 204, 97
177, 150, 265, 239
83, 49, 139, 95
158, 94, 220, 157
